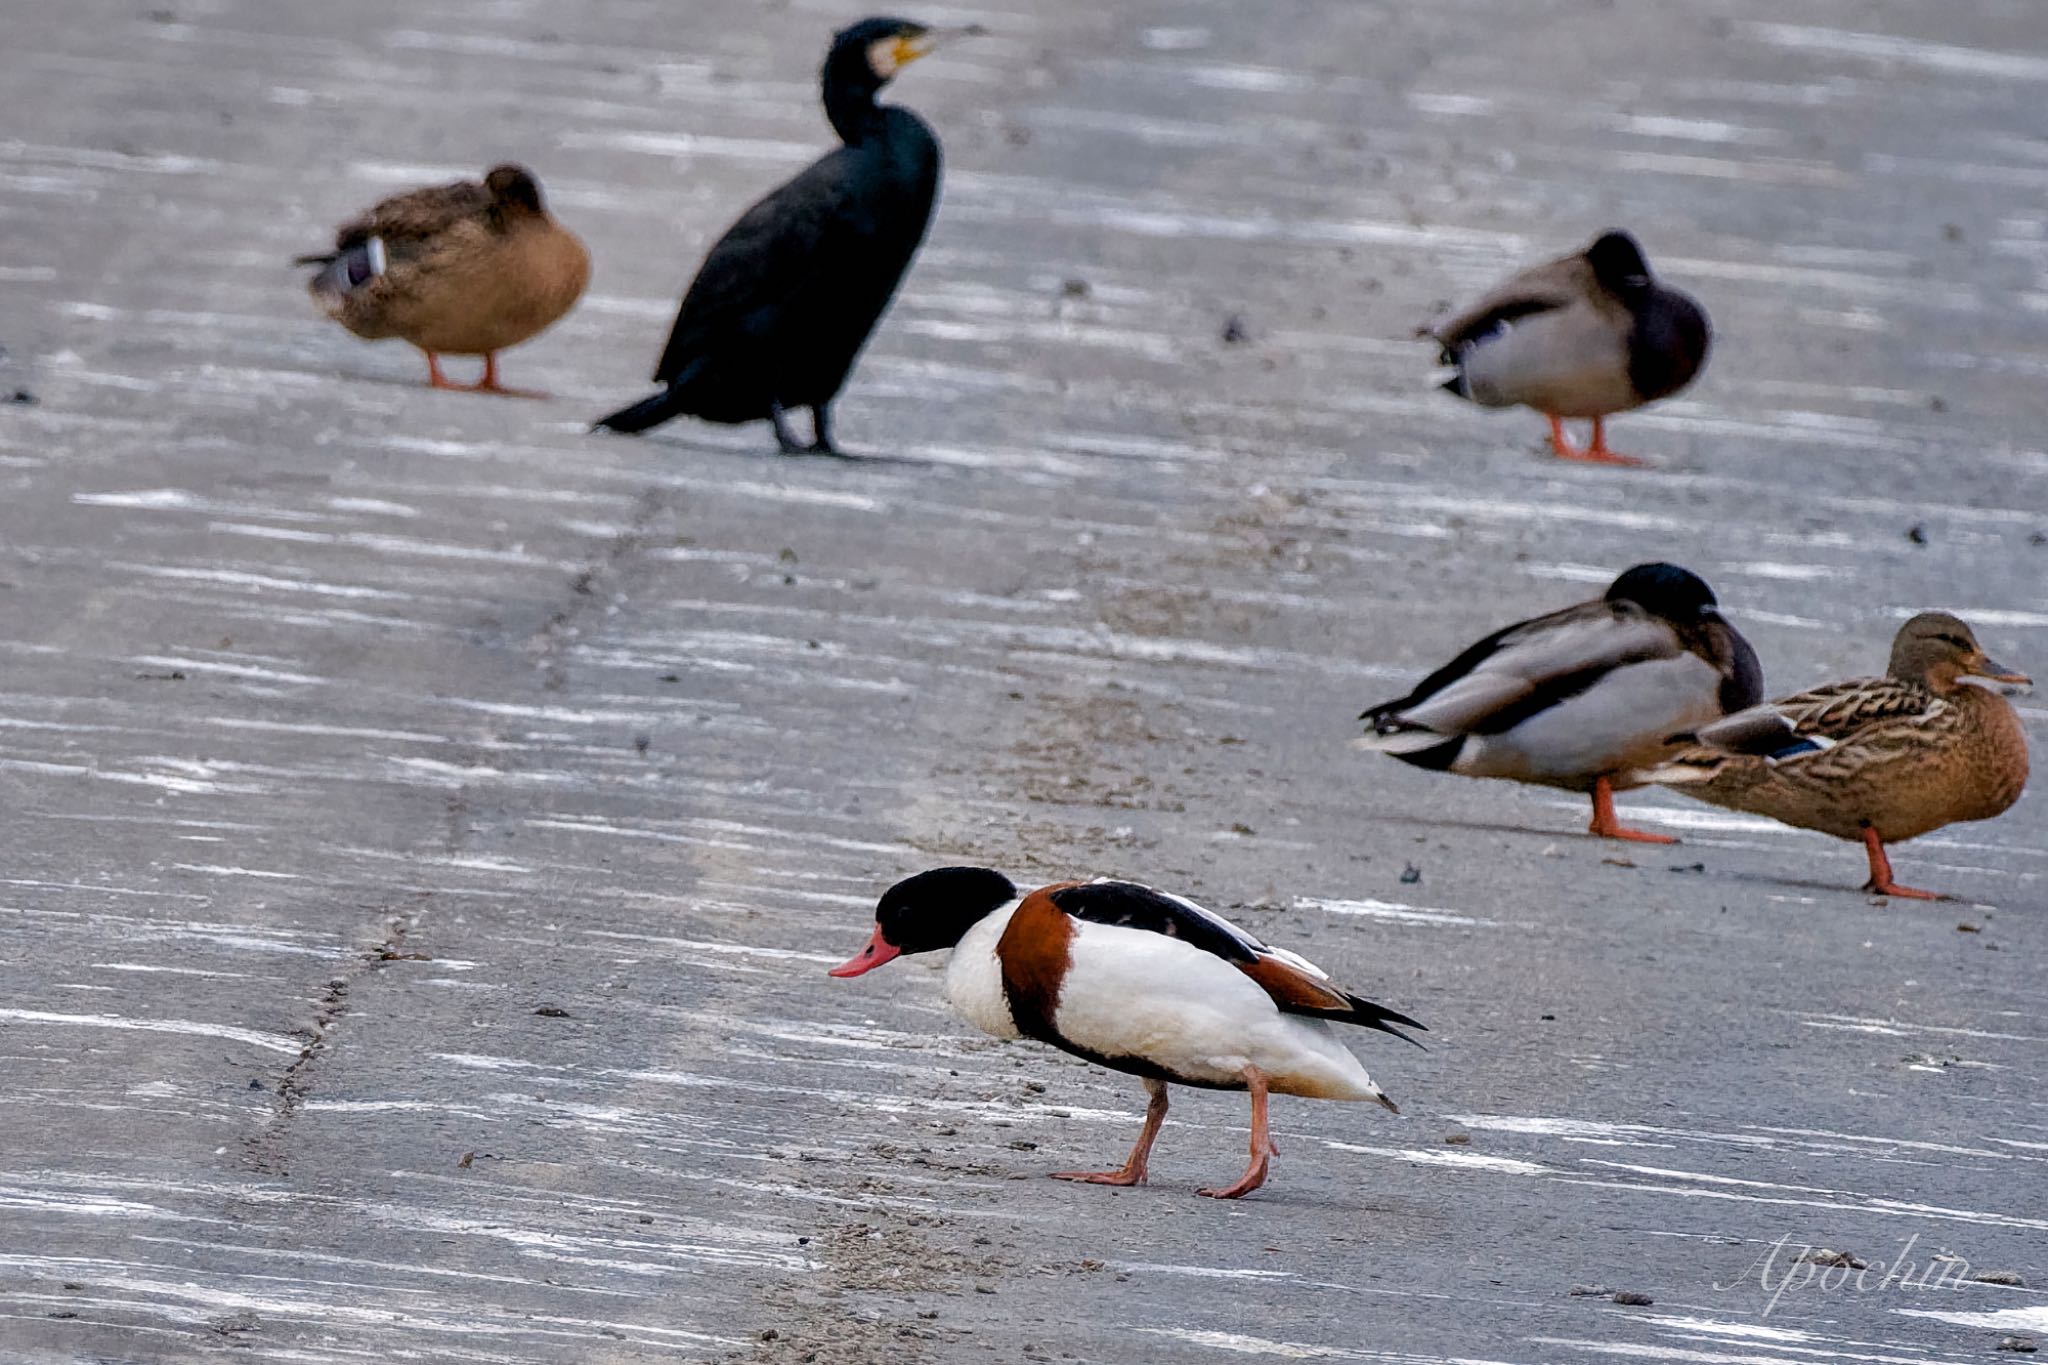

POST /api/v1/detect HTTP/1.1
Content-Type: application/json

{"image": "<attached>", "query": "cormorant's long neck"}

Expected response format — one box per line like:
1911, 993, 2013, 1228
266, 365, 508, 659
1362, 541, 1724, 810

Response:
824, 77, 886, 145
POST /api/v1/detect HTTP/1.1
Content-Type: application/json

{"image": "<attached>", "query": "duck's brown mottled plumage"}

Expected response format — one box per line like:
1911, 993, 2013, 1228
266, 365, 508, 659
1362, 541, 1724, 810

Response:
1646, 613, 2030, 897
297, 164, 588, 392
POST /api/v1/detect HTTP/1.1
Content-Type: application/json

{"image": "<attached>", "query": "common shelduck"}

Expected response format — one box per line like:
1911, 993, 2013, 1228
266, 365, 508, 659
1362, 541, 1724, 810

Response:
830, 866, 1422, 1200
1424, 230, 1710, 466
1357, 562, 1761, 844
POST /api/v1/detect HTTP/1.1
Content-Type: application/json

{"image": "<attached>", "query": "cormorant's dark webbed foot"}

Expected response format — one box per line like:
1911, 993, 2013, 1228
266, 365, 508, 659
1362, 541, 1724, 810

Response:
769, 400, 808, 454
808, 404, 839, 456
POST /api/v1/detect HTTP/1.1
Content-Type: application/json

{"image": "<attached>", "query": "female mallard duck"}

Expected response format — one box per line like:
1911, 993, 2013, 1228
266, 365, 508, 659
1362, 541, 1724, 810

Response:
1641, 613, 2030, 899
1424, 230, 1710, 466
296, 164, 588, 396
1358, 563, 1761, 842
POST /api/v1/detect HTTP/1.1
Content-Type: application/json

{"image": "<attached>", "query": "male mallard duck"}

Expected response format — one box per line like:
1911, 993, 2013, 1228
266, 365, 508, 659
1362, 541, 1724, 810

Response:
831, 867, 1422, 1200
1641, 613, 2030, 899
296, 164, 588, 396
1424, 230, 1710, 466
593, 18, 977, 452
1358, 563, 1761, 842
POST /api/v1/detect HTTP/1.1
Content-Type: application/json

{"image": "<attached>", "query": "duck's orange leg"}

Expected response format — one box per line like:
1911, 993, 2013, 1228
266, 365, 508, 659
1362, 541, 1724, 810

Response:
1860, 827, 1944, 900
1588, 775, 1679, 844
423, 350, 465, 390
1053, 1079, 1167, 1187
1199, 1066, 1275, 1200
1547, 415, 1646, 467
473, 352, 548, 400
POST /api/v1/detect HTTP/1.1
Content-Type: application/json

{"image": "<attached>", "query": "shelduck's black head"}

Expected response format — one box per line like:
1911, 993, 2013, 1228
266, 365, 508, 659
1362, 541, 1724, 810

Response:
829, 866, 1018, 978
484, 164, 545, 215
1606, 562, 1720, 622
1585, 230, 1653, 293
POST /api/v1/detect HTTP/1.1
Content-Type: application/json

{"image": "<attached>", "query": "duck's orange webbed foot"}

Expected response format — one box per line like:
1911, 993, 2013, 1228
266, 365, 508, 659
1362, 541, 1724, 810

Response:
1860, 828, 1946, 901
1588, 776, 1679, 844
1547, 415, 1646, 467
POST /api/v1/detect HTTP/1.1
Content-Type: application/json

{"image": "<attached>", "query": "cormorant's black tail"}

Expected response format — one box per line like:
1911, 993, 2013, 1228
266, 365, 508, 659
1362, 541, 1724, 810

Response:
592, 387, 687, 435
1438, 373, 1472, 402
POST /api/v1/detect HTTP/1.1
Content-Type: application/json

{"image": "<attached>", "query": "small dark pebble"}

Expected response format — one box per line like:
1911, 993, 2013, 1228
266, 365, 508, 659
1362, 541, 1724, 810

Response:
457, 1152, 474, 1169
2031, 531, 2046, 547
1540, 1013, 1556, 1022
1611, 1291, 1654, 1307
1399, 864, 1421, 885
797, 1235, 810, 1244
1997, 1338, 2038, 1354
1907, 523, 1927, 545
759, 1328, 779, 1342
975, 1284, 997, 1295
1801, 1248, 1865, 1269
633, 734, 650, 754
1600, 856, 1636, 869
534, 1004, 571, 1018
1958, 922, 1981, 934
135, 670, 186, 681
658, 673, 679, 683
248, 1077, 263, 1089
1061, 278, 1091, 298
1443, 1133, 1471, 1145
6, 389, 34, 405
1008, 1140, 1038, 1151
1670, 862, 1706, 874
1928, 395, 1948, 413
61, 1283, 82, 1291
1221, 314, 1250, 344
1976, 1271, 2026, 1287
47, 1310, 78, 1320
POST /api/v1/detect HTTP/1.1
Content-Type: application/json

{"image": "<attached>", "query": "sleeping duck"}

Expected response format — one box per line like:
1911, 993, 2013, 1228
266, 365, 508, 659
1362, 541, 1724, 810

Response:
1358, 563, 1760, 842
1424, 230, 1709, 466
1640, 613, 2030, 899
296, 164, 588, 396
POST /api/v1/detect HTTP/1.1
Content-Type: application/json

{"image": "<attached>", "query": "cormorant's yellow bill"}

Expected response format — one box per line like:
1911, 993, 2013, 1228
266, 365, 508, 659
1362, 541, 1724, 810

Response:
872, 23, 984, 78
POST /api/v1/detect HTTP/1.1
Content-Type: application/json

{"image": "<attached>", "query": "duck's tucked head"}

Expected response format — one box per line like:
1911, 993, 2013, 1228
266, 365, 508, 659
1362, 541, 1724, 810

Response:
1606, 562, 1720, 623
1585, 230, 1653, 293
484, 164, 545, 215
829, 866, 1019, 977
1890, 612, 2030, 689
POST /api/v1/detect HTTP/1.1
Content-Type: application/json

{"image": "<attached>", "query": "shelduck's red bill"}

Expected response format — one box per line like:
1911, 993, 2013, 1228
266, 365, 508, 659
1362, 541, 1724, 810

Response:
829, 926, 901, 978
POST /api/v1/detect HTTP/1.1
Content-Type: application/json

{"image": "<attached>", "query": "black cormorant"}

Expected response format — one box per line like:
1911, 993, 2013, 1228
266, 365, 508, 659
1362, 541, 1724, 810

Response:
594, 17, 971, 452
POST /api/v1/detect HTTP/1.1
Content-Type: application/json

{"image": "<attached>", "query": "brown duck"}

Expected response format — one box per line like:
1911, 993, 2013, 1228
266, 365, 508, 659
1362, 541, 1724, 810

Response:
1424, 230, 1710, 466
1643, 613, 2030, 899
296, 164, 588, 396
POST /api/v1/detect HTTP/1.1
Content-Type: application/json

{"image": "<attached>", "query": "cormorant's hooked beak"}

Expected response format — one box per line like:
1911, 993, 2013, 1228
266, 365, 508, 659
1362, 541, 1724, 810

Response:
895, 23, 985, 66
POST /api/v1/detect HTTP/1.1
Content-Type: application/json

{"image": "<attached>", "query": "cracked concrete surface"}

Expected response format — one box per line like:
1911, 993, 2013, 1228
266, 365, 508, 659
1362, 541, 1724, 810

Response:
1, 0, 2045, 1362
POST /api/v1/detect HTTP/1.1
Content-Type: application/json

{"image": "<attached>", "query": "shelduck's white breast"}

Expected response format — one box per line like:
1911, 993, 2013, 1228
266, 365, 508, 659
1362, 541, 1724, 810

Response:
941, 899, 1023, 1041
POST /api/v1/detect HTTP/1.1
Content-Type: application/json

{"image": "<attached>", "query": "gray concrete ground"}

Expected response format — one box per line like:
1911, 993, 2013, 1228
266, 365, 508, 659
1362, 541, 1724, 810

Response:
2, 0, 2045, 1361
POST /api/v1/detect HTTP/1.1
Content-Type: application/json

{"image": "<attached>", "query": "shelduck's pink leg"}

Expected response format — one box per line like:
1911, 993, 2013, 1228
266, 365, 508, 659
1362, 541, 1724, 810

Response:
1199, 1066, 1276, 1200
1053, 1079, 1168, 1186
